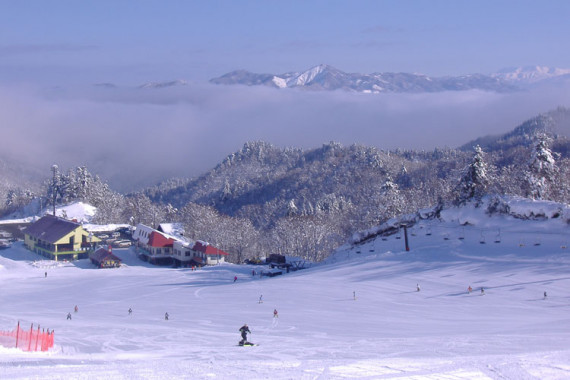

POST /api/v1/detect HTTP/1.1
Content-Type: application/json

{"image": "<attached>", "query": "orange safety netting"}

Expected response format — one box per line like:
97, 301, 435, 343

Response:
0, 322, 54, 352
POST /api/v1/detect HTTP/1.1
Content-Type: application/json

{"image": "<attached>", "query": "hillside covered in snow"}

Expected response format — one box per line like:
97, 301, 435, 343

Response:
1, 198, 569, 379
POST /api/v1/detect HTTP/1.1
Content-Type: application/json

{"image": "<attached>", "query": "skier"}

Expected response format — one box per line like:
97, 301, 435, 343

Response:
544, 291, 547, 299
239, 323, 251, 345
468, 285, 472, 293
234, 276, 237, 283
165, 312, 169, 321
258, 295, 263, 304
66, 312, 72, 320
273, 309, 278, 318
353, 291, 357, 300
128, 308, 132, 315
45, 272, 47, 278
252, 269, 256, 276
480, 287, 485, 295
74, 305, 78, 313
416, 283, 421, 292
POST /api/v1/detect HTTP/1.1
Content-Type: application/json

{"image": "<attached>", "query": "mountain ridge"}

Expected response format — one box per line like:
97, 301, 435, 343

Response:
209, 64, 570, 93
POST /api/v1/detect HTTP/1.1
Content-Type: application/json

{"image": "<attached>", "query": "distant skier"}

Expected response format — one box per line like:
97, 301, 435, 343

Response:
416, 283, 421, 292
239, 323, 251, 345
480, 287, 485, 295
258, 295, 263, 304
74, 305, 78, 313
544, 291, 547, 299
128, 308, 132, 315
252, 270, 256, 276
273, 309, 278, 318
165, 312, 169, 321
353, 291, 357, 300
66, 312, 72, 320
468, 286, 472, 293
234, 276, 237, 283
45, 272, 47, 278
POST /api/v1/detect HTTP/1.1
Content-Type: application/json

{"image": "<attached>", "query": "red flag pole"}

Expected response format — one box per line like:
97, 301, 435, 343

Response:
35, 325, 41, 351
27, 323, 33, 351
15, 321, 20, 349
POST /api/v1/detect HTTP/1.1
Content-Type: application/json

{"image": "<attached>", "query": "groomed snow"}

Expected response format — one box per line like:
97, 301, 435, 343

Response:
1, 201, 570, 379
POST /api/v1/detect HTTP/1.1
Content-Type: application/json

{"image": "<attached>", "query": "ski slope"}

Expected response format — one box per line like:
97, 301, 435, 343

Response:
1, 200, 570, 379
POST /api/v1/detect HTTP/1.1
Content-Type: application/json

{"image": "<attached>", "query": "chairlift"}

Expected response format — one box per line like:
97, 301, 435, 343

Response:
479, 232, 486, 244
534, 238, 541, 246
458, 227, 465, 240
494, 229, 501, 243
443, 233, 449, 241
426, 227, 432, 236
561, 242, 567, 249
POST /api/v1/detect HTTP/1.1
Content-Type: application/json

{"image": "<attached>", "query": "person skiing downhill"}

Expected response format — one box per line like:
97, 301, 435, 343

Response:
239, 323, 251, 345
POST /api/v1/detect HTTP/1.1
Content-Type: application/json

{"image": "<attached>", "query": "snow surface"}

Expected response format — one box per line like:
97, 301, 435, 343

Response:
1, 201, 570, 379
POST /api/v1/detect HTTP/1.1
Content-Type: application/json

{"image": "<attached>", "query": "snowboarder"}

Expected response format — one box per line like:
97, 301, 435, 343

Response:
258, 295, 263, 304
66, 312, 72, 320
468, 285, 472, 293
128, 308, 132, 315
239, 323, 251, 345
273, 309, 278, 318
234, 276, 237, 283
165, 312, 169, 321
74, 305, 78, 313
416, 283, 420, 292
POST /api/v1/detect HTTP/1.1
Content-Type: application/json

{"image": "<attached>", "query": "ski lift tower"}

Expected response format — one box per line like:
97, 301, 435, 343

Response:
401, 224, 410, 251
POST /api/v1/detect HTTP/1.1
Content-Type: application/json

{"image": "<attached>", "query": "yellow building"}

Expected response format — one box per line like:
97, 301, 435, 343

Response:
24, 215, 100, 261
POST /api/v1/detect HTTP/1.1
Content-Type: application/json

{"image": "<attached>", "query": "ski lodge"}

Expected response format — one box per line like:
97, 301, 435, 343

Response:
23, 215, 100, 261
133, 223, 228, 266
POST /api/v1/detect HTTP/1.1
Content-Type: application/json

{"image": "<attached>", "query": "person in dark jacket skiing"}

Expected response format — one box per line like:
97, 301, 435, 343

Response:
239, 323, 251, 344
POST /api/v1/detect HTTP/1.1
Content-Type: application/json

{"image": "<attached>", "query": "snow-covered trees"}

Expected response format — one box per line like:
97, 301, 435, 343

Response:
525, 133, 557, 200
453, 146, 490, 205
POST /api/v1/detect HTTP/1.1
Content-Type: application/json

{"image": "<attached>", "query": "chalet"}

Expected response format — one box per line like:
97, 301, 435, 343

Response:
24, 214, 100, 261
192, 241, 228, 265
133, 223, 176, 265
90, 247, 121, 268
134, 224, 228, 266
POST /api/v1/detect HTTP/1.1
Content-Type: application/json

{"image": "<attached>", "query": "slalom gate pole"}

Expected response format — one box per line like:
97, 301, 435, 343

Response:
27, 323, 33, 351
35, 325, 40, 351
15, 321, 20, 349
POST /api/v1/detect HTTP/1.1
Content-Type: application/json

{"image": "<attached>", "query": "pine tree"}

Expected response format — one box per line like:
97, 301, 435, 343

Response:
454, 145, 489, 205
526, 133, 557, 200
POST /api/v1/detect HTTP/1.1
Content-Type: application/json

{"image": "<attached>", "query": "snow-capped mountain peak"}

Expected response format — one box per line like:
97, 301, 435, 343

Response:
492, 66, 570, 83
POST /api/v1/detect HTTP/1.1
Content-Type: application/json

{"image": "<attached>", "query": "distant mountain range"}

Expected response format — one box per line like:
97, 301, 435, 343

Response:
209, 64, 570, 93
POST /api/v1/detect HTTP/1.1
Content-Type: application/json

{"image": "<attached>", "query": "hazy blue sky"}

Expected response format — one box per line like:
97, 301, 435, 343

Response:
1, 0, 569, 85
1, 1, 569, 190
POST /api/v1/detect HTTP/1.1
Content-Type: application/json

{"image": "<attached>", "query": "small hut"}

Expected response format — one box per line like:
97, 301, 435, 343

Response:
90, 247, 121, 268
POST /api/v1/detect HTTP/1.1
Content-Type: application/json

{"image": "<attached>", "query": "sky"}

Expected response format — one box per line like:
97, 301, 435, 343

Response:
1, 0, 569, 85
0, 1, 569, 191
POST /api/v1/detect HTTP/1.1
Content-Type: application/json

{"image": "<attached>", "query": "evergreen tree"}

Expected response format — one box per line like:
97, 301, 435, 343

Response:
453, 146, 489, 205
526, 133, 557, 199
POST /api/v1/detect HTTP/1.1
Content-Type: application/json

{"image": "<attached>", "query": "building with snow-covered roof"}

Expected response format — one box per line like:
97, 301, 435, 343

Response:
134, 224, 229, 266
23, 214, 100, 261
133, 223, 176, 265
157, 223, 185, 239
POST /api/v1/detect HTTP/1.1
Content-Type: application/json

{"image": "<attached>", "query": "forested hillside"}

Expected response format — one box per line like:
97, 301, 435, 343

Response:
2, 108, 570, 263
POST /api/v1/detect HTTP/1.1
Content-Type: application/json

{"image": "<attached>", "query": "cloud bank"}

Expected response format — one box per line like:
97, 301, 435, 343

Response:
0, 82, 569, 192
